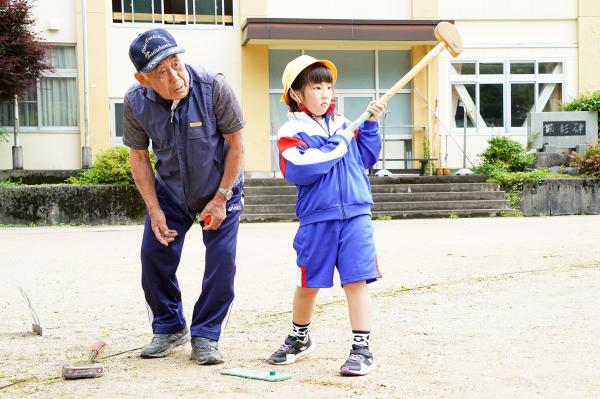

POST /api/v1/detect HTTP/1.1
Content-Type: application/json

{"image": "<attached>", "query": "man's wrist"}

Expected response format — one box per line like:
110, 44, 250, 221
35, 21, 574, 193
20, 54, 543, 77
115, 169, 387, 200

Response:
216, 186, 233, 201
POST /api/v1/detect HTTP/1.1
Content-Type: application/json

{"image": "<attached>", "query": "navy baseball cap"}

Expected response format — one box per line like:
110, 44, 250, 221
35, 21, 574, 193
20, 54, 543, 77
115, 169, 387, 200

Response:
129, 28, 185, 72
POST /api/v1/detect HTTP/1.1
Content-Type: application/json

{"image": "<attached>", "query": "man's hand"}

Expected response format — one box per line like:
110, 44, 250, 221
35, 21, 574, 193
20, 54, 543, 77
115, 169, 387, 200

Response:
148, 207, 178, 245
199, 195, 227, 230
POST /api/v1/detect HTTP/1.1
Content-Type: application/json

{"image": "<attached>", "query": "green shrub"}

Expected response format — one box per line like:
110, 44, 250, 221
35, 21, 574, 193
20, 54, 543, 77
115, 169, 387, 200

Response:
478, 136, 534, 172
563, 92, 600, 138
68, 146, 155, 185
562, 91, 600, 112
577, 145, 600, 178
471, 163, 507, 177
487, 168, 549, 209
0, 180, 20, 187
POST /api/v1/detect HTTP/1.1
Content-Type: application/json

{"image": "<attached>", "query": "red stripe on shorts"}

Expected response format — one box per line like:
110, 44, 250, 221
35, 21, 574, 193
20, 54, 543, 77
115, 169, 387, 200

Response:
300, 264, 307, 287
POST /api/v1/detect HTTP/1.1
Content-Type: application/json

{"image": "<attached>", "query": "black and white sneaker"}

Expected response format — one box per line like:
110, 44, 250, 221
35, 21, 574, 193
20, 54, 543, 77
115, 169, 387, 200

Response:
267, 335, 314, 365
340, 346, 376, 376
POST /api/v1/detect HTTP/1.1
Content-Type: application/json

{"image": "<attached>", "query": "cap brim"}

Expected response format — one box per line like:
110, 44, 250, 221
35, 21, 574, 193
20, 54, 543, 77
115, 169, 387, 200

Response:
140, 47, 186, 73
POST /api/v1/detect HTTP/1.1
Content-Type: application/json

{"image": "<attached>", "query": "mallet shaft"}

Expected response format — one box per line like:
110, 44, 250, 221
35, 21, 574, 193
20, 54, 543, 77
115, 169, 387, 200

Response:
347, 41, 447, 132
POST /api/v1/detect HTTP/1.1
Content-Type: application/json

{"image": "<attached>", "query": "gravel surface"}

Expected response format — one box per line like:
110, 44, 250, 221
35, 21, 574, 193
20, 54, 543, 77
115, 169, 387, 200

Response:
1, 216, 599, 398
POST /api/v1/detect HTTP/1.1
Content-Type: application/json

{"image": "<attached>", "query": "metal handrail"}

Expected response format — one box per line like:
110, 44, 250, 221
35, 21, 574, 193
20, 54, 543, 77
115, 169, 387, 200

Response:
379, 110, 427, 170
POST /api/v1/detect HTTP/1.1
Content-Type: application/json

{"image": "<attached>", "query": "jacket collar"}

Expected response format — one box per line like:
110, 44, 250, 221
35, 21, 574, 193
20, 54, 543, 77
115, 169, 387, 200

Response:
288, 111, 333, 124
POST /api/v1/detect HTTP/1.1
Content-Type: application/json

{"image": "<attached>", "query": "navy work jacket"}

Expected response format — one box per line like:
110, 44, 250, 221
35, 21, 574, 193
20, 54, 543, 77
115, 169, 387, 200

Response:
126, 65, 229, 216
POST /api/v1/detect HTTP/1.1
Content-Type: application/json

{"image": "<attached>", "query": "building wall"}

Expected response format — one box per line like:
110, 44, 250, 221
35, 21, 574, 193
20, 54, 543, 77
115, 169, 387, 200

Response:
266, 0, 411, 20
5, 134, 81, 170
438, 0, 576, 20
77, 0, 110, 161
578, 0, 600, 94
412, 0, 437, 19
34, 0, 77, 42
241, 45, 270, 172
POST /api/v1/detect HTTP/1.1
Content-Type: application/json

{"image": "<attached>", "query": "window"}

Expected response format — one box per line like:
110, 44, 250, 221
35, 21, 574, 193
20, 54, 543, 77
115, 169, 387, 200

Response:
112, 0, 233, 26
0, 45, 78, 129
450, 60, 564, 131
110, 100, 125, 146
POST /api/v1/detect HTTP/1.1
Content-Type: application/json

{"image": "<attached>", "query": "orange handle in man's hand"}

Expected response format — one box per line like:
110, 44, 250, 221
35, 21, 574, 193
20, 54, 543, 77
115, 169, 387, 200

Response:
199, 214, 212, 227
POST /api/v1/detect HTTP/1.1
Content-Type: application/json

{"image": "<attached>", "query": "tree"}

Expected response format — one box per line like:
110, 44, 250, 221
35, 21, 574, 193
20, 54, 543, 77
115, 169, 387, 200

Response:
0, 0, 52, 165
0, 0, 51, 101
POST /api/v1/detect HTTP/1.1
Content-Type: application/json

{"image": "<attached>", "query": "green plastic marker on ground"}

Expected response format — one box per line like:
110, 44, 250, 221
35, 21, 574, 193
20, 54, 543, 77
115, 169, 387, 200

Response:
221, 368, 291, 382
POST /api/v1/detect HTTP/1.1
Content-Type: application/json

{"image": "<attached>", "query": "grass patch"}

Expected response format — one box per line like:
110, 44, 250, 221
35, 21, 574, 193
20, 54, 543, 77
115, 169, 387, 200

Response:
0, 180, 20, 187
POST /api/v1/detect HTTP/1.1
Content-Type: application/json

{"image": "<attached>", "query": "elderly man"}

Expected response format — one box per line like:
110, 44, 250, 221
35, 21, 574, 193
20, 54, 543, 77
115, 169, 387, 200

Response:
123, 28, 244, 365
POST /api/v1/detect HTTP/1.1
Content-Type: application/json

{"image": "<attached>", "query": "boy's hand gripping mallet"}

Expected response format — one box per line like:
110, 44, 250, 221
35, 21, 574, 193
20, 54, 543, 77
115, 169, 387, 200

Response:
347, 21, 463, 131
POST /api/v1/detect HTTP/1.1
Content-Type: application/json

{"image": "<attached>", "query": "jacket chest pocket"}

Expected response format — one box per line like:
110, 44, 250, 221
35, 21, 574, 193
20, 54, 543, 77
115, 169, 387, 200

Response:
187, 123, 212, 139
185, 105, 215, 140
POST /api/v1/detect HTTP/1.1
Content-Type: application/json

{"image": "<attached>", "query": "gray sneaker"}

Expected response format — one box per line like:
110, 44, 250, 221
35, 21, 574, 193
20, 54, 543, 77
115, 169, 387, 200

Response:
339, 346, 376, 376
190, 337, 224, 365
140, 328, 190, 358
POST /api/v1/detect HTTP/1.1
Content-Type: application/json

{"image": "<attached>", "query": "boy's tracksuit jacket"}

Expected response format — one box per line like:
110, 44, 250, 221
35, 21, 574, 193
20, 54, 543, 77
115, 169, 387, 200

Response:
277, 111, 382, 226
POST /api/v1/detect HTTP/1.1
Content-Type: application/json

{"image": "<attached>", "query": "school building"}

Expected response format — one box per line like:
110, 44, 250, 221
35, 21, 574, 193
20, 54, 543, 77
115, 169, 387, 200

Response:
1, 0, 599, 174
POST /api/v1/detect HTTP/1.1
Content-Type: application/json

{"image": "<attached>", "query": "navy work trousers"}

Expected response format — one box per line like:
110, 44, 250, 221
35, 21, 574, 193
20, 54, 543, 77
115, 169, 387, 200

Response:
140, 180, 243, 341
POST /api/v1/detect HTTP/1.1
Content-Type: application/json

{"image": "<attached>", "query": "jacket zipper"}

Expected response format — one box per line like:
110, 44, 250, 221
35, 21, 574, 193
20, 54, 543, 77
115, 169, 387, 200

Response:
311, 115, 346, 219
170, 99, 179, 123
169, 99, 191, 214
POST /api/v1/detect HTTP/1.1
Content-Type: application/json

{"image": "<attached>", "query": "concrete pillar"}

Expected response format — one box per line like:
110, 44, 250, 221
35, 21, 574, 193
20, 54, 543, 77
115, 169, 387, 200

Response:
577, 0, 600, 93
241, 44, 271, 174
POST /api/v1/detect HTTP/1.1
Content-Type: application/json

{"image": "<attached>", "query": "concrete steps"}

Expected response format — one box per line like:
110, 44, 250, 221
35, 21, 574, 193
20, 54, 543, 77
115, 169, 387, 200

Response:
241, 176, 511, 222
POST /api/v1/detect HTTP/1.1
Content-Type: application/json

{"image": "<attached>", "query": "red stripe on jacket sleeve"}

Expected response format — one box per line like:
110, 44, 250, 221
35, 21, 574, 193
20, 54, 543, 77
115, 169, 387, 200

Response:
279, 154, 287, 177
277, 136, 308, 154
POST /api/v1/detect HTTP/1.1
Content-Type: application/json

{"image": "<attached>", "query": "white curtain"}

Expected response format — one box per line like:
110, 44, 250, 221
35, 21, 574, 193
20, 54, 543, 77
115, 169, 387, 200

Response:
40, 77, 78, 127
47, 46, 77, 69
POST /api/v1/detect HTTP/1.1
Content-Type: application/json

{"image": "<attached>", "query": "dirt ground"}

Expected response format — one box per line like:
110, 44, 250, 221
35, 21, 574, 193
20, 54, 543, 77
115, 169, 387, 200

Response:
1, 216, 599, 398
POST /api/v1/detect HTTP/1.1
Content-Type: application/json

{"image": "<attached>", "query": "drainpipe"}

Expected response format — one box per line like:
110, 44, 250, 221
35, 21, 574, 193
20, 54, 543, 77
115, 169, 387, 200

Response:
12, 95, 23, 169
81, 0, 92, 168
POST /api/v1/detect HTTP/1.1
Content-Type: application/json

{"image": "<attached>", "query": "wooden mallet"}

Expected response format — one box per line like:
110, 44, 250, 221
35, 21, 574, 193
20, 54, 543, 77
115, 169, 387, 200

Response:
347, 21, 463, 131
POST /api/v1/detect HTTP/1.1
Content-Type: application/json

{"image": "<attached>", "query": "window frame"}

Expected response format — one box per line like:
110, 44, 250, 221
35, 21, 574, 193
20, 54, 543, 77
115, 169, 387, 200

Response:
110, 98, 125, 146
449, 58, 565, 134
111, 0, 235, 29
0, 44, 79, 133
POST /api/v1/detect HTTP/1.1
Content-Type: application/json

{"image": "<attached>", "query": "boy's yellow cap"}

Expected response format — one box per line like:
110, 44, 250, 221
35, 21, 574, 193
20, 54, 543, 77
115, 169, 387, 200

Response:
281, 55, 337, 105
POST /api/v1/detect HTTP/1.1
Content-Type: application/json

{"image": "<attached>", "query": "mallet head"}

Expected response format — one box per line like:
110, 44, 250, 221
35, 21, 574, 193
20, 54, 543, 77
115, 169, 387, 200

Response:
62, 364, 105, 379
434, 22, 463, 57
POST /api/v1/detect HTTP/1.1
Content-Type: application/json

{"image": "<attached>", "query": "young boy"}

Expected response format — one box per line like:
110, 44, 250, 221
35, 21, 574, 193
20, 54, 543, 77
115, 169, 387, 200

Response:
267, 55, 385, 376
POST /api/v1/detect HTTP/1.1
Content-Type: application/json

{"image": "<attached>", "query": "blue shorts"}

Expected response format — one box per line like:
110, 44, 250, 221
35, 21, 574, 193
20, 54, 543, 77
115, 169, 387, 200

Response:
293, 215, 382, 288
